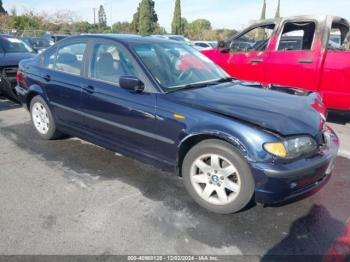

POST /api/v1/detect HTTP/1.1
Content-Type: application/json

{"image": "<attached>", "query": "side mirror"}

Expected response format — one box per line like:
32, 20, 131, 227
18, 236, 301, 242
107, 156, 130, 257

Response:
120, 76, 144, 93
217, 40, 229, 53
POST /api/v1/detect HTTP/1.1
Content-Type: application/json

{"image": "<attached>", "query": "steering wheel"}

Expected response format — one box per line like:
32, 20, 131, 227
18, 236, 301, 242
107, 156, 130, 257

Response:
177, 68, 196, 82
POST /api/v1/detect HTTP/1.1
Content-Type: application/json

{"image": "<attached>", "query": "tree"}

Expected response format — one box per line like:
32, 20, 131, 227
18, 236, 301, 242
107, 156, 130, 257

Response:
171, 0, 183, 34
260, 0, 266, 20
275, 0, 281, 18
186, 19, 212, 39
112, 22, 131, 34
138, 0, 158, 35
257, 0, 267, 40
130, 5, 140, 33
0, 0, 7, 14
98, 5, 107, 28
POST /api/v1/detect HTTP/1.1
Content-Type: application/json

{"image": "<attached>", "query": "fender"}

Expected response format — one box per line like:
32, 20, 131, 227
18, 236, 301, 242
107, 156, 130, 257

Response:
178, 130, 250, 160
18, 84, 48, 110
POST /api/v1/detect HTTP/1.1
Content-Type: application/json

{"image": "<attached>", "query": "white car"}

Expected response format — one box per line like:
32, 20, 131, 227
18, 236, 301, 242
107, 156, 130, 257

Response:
193, 41, 217, 50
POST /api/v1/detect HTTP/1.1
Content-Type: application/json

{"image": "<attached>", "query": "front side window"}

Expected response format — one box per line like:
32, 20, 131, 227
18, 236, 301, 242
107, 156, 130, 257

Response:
55, 42, 87, 75
132, 43, 228, 91
90, 42, 137, 85
230, 24, 275, 52
278, 21, 316, 51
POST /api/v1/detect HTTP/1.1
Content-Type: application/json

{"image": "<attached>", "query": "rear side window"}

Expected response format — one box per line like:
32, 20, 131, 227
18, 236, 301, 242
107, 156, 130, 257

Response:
55, 42, 87, 75
329, 22, 350, 51
278, 21, 316, 51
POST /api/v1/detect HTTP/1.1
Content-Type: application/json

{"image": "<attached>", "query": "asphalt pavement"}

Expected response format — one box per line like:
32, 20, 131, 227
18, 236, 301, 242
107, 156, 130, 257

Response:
0, 98, 349, 258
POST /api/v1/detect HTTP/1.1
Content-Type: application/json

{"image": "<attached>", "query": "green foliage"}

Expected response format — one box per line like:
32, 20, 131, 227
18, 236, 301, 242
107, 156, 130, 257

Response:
13, 15, 40, 30
171, 0, 182, 34
130, 5, 140, 33
0, 0, 7, 14
257, 0, 267, 40
260, 0, 266, 20
275, 0, 281, 18
138, 0, 158, 35
98, 5, 107, 28
186, 19, 212, 39
111, 22, 131, 33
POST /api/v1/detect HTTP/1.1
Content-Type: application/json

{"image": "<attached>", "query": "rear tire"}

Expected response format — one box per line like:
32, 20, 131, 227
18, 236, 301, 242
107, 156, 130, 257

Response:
182, 139, 255, 214
30, 96, 62, 140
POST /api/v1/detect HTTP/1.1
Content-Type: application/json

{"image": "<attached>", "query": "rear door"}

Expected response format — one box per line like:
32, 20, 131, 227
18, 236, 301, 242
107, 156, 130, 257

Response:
265, 19, 323, 90
41, 39, 88, 128
80, 39, 158, 157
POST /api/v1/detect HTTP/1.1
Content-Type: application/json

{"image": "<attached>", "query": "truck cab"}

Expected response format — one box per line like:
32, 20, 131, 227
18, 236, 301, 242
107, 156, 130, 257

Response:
202, 15, 350, 111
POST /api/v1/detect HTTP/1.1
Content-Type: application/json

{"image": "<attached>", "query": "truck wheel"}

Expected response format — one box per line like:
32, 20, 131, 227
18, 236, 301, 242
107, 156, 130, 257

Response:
182, 139, 255, 214
30, 96, 62, 140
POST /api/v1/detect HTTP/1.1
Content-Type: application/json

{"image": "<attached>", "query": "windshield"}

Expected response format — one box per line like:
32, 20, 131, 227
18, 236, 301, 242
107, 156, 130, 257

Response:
1, 37, 34, 53
32, 38, 53, 48
132, 42, 228, 91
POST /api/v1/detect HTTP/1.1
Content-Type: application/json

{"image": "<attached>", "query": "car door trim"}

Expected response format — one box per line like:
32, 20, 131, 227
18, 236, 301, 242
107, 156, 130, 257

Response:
51, 102, 174, 144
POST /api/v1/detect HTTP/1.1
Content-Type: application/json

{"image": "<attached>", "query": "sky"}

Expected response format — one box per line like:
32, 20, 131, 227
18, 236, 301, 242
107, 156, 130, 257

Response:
3, 0, 350, 31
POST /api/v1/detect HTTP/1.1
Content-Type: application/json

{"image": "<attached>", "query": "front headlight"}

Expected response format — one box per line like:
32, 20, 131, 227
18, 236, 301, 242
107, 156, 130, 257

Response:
264, 136, 317, 159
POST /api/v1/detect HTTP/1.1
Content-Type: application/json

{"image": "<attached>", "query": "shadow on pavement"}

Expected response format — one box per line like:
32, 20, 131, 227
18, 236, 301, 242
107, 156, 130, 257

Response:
327, 111, 350, 125
261, 205, 350, 261
0, 97, 21, 112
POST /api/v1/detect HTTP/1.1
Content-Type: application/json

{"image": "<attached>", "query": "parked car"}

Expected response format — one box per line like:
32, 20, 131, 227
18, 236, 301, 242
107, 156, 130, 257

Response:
0, 34, 36, 101
193, 41, 218, 50
15, 35, 339, 214
21, 37, 54, 53
202, 15, 350, 112
151, 34, 192, 45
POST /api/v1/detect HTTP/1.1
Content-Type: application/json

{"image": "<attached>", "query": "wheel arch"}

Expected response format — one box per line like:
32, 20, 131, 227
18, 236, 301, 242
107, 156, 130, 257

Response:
176, 131, 249, 177
25, 85, 46, 110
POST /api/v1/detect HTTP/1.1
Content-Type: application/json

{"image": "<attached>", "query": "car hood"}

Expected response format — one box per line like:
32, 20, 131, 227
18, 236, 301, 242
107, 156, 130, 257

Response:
0, 52, 36, 67
166, 83, 324, 136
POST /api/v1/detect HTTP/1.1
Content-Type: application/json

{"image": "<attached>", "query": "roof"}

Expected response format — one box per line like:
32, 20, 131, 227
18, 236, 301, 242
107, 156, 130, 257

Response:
0, 34, 15, 39
63, 33, 179, 44
253, 15, 349, 26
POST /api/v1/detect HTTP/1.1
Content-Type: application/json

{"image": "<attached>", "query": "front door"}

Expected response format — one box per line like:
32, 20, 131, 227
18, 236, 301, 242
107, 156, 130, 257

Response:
203, 24, 276, 83
80, 40, 158, 157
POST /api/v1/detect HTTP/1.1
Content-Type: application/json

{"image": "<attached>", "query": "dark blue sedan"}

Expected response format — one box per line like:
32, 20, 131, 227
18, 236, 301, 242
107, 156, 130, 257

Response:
15, 34, 339, 214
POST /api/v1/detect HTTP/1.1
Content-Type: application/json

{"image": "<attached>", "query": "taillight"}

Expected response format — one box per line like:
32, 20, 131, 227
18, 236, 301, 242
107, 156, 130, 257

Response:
16, 70, 27, 88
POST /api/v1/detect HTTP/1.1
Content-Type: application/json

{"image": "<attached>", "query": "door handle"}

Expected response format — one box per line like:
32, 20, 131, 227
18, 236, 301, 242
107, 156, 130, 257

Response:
251, 58, 264, 63
298, 58, 313, 64
42, 74, 51, 82
81, 84, 95, 94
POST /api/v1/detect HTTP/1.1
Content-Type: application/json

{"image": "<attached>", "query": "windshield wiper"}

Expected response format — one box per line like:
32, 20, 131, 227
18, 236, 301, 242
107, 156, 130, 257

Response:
167, 77, 234, 93
215, 77, 234, 83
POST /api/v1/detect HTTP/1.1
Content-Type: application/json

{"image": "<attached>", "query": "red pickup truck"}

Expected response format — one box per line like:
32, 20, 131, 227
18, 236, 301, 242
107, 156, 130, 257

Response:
202, 15, 350, 111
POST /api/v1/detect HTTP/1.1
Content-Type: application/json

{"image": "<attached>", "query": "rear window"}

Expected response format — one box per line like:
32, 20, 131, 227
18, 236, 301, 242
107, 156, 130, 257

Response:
0, 37, 33, 53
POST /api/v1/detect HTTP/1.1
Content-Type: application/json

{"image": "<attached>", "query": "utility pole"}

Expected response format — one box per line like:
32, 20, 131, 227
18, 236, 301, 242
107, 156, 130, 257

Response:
93, 8, 96, 25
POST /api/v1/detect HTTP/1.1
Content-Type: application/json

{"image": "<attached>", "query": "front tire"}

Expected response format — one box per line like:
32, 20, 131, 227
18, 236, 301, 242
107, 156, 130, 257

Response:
182, 139, 255, 214
30, 96, 62, 140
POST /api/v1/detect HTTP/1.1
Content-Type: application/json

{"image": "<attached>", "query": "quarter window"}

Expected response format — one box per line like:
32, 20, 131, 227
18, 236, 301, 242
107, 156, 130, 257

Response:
43, 48, 56, 69
90, 42, 136, 85
55, 42, 86, 75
